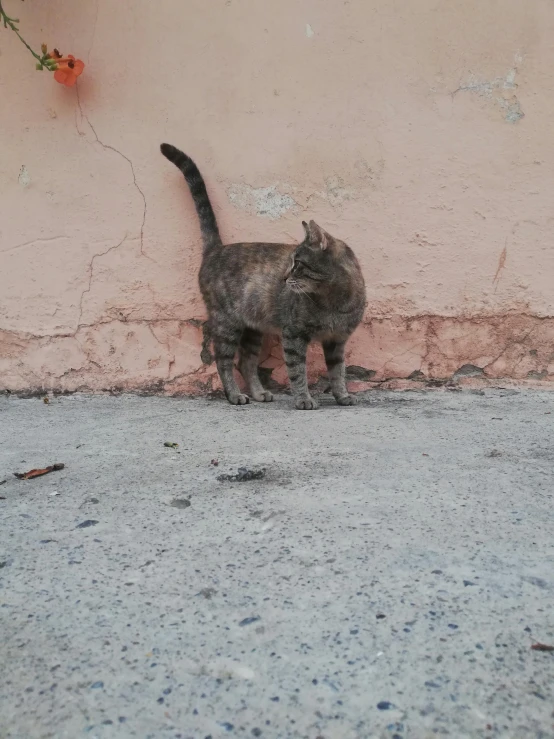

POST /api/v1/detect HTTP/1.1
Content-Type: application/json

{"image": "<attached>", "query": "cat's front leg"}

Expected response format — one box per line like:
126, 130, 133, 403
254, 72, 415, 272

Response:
282, 330, 318, 410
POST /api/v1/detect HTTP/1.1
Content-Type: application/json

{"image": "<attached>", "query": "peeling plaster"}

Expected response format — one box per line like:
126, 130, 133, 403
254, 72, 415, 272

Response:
227, 183, 298, 219
452, 53, 525, 123
452, 364, 485, 381
306, 160, 384, 209
312, 176, 353, 207
2, 314, 553, 396
18, 165, 30, 188
498, 97, 524, 124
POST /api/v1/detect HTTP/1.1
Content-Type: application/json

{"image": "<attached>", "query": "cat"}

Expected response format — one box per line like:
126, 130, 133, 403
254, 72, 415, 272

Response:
161, 143, 366, 410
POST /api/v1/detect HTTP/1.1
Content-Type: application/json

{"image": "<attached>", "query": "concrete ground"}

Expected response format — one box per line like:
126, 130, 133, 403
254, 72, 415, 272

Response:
0, 389, 553, 739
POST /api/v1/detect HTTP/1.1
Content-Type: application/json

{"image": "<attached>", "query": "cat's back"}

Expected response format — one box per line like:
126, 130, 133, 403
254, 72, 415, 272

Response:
200, 242, 294, 287
199, 242, 295, 327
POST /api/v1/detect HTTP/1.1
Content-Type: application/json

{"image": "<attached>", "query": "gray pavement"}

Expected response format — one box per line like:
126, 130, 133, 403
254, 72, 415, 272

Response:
0, 390, 553, 739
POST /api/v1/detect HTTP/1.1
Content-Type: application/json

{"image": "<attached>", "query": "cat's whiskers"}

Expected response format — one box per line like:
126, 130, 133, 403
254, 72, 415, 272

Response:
288, 280, 316, 306
295, 283, 315, 304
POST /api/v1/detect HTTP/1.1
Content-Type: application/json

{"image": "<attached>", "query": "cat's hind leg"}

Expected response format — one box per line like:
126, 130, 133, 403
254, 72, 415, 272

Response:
238, 328, 273, 402
212, 321, 249, 405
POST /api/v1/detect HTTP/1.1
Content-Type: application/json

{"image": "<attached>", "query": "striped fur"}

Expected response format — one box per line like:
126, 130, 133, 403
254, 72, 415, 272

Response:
161, 144, 366, 409
160, 144, 221, 253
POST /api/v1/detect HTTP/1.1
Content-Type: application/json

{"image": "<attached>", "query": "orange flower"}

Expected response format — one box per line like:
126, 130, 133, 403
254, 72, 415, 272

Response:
53, 55, 85, 87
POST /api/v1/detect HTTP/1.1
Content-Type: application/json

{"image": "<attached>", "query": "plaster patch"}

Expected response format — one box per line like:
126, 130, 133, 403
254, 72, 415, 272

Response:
499, 97, 524, 124
308, 176, 354, 208
18, 165, 30, 188
305, 24, 314, 38
322, 176, 353, 206
453, 53, 525, 123
227, 183, 297, 219
306, 159, 383, 209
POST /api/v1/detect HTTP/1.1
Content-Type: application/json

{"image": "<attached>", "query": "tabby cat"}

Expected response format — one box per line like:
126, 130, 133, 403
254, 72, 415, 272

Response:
161, 143, 366, 410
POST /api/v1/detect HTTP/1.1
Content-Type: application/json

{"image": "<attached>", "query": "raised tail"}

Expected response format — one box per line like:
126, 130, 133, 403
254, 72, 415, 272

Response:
160, 143, 222, 252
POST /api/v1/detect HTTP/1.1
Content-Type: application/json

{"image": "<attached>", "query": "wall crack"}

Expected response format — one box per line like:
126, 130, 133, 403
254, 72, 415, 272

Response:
76, 233, 128, 331
76, 86, 149, 258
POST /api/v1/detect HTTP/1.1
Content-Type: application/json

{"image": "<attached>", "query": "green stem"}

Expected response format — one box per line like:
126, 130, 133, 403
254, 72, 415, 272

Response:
0, 0, 48, 64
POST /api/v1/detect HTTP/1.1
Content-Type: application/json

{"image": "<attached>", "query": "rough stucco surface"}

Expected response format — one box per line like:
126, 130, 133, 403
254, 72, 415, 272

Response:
1, 0, 554, 393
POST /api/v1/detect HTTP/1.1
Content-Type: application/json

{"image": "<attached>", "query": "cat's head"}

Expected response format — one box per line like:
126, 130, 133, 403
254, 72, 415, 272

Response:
284, 220, 359, 297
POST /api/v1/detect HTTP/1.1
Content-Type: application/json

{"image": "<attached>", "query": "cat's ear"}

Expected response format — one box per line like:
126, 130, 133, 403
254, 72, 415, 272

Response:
308, 220, 329, 250
301, 220, 310, 242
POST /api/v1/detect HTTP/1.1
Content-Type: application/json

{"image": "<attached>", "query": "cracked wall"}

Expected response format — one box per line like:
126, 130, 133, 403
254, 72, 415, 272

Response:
2, 0, 554, 394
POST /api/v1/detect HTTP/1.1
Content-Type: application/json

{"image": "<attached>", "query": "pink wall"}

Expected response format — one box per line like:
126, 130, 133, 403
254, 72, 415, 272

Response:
2, 0, 554, 394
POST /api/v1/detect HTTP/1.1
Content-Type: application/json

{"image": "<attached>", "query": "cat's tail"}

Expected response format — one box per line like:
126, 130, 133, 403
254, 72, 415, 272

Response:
160, 143, 222, 252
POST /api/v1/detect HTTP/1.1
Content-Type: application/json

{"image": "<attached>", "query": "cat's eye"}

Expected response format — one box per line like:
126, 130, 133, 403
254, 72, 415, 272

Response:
293, 258, 324, 280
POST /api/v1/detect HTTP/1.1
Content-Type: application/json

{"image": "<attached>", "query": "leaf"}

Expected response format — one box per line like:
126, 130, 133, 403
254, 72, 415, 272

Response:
14, 463, 64, 480
531, 642, 554, 652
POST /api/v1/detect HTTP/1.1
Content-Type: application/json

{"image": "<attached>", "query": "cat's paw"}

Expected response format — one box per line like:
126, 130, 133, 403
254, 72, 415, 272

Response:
228, 393, 250, 405
336, 394, 358, 406
295, 396, 319, 410
251, 390, 274, 402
